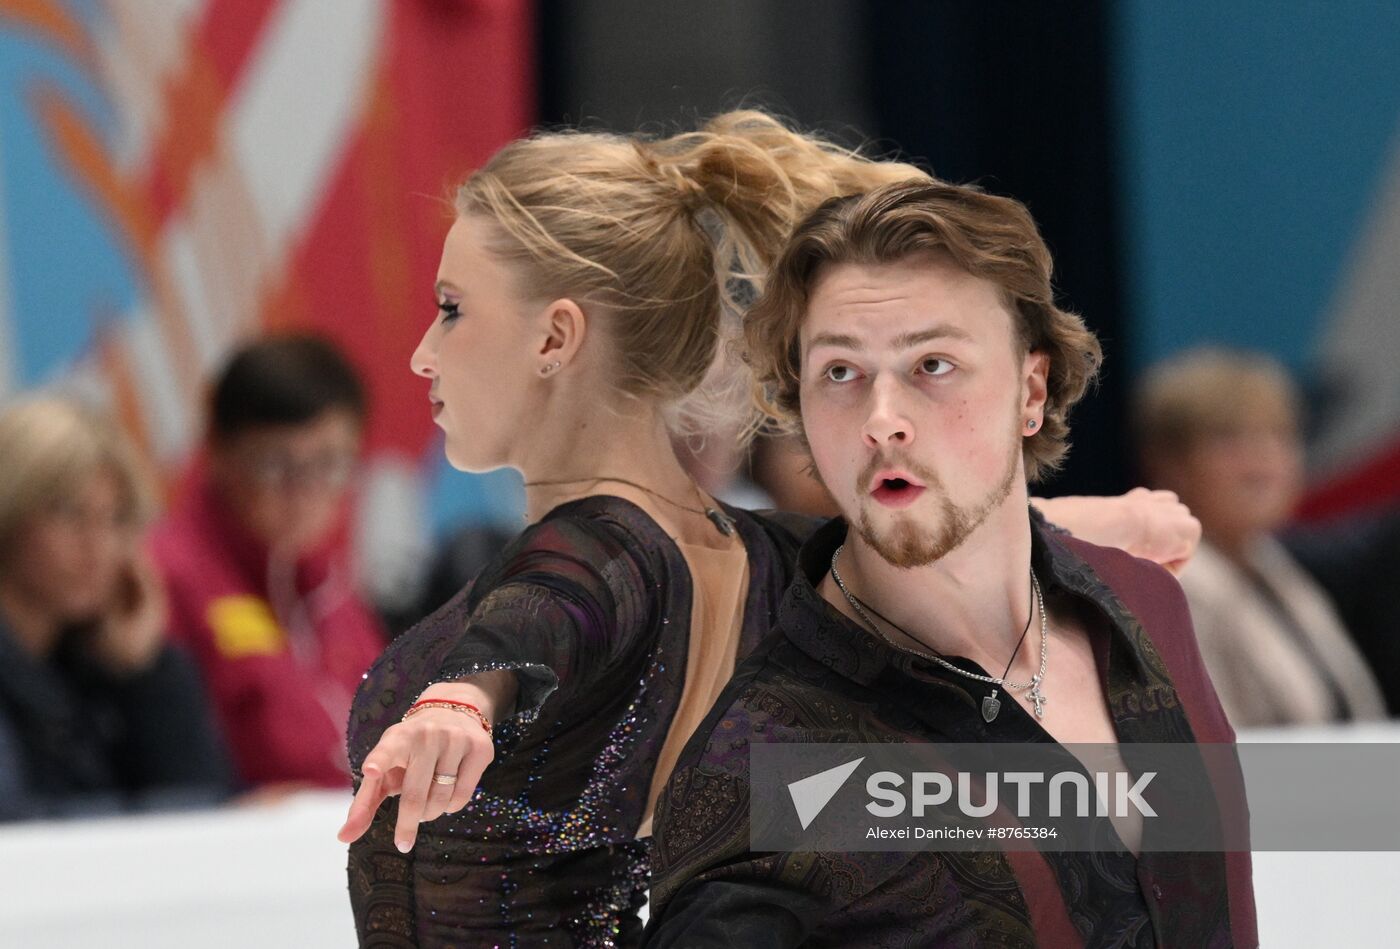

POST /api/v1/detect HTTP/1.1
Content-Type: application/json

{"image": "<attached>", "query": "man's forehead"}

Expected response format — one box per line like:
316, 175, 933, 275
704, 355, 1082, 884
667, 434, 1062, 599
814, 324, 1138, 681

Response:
801, 254, 1010, 343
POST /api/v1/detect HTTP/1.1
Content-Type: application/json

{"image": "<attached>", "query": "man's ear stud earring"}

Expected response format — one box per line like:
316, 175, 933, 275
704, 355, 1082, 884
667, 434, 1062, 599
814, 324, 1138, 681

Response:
1026, 419, 1038, 430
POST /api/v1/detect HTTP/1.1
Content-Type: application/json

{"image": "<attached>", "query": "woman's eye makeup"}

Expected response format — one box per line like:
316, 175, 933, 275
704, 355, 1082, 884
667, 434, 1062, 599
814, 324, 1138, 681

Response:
436, 299, 461, 321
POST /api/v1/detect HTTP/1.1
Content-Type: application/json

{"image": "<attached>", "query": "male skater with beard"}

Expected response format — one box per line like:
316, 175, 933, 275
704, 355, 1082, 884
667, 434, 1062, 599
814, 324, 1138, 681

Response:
643, 180, 1257, 947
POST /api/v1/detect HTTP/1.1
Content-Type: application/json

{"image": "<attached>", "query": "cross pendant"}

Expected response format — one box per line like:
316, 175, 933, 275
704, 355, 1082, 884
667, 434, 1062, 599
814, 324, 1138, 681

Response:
1028, 683, 1047, 718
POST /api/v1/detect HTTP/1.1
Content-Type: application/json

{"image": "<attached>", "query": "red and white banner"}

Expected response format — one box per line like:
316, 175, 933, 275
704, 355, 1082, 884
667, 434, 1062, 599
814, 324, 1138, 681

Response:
1, 0, 533, 596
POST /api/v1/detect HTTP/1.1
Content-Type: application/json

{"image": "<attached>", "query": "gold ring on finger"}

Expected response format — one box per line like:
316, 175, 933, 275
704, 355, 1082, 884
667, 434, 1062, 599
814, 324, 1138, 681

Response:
432, 773, 458, 785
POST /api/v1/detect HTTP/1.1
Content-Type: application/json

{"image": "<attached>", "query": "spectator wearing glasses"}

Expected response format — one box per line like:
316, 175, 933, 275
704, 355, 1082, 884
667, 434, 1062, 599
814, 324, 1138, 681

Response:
151, 334, 386, 790
0, 398, 230, 819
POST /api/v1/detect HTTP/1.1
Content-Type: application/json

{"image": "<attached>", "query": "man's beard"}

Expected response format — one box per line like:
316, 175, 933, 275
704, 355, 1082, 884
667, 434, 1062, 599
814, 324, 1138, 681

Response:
854, 427, 1022, 569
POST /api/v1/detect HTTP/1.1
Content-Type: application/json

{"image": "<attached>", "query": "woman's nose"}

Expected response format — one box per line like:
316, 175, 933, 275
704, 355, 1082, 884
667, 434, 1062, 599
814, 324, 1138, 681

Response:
410, 329, 437, 379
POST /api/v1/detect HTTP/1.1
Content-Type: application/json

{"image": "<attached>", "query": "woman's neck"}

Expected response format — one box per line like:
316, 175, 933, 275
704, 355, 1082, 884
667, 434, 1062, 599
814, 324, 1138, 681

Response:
0, 582, 62, 660
520, 405, 702, 526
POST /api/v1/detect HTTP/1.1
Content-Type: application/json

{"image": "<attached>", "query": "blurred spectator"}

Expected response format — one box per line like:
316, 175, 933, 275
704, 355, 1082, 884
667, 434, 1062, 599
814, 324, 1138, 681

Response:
1283, 504, 1400, 714
151, 335, 386, 790
0, 398, 230, 820
1136, 348, 1386, 727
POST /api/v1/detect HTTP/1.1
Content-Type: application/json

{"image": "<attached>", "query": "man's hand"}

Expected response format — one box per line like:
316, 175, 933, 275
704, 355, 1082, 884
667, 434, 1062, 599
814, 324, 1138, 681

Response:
1033, 488, 1201, 574
337, 672, 516, 853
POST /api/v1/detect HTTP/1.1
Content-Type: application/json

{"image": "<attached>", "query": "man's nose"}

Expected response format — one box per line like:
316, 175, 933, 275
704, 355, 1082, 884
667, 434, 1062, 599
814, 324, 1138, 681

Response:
861, 374, 914, 449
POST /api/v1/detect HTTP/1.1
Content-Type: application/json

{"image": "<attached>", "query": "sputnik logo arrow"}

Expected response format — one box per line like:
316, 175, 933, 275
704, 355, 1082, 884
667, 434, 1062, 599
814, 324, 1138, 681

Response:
787, 757, 865, 830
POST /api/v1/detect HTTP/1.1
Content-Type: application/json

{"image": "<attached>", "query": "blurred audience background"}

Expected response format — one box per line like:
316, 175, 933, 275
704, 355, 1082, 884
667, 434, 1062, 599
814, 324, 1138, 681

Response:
0, 398, 230, 819
0, 0, 1397, 826
1135, 348, 1389, 727
1282, 501, 1400, 714
150, 335, 385, 791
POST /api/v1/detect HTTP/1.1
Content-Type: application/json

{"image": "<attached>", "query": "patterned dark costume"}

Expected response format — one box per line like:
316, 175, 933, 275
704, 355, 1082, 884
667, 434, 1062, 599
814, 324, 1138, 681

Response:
644, 515, 1259, 948
346, 495, 813, 947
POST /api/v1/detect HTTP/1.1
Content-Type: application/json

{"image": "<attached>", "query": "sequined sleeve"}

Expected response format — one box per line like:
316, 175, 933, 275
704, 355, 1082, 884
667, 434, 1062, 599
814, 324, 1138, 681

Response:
431, 515, 649, 728
345, 511, 651, 779
346, 513, 652, 945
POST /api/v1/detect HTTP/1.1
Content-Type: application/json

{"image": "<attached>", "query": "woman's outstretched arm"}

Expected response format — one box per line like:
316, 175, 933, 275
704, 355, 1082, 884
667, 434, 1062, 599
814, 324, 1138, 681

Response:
338, 671, 514, 853
1032, 487, 1201, 574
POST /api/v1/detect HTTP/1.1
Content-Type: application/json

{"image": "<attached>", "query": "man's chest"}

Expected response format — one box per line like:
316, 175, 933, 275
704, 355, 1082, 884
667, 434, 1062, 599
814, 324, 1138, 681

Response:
1028, 612, 1121, 746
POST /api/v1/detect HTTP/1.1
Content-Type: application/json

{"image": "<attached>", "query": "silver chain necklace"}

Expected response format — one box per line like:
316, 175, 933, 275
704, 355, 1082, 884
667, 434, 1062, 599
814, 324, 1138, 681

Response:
829, 544, 1049, 722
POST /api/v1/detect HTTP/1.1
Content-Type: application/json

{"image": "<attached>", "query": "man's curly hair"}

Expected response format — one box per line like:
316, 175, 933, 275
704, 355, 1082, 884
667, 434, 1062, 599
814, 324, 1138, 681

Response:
744, 179, 1103, 482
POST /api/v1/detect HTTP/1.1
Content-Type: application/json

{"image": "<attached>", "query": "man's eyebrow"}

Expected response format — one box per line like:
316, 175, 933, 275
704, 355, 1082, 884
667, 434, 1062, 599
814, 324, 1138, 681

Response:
891, 324, 973, 348
807, 332, 863, 351
806, 324, 973, 353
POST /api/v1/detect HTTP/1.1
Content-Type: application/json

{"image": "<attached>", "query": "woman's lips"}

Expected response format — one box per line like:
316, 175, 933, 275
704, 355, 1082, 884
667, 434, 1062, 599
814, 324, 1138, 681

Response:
871, 481, 926, 508
430, 401, 444, 419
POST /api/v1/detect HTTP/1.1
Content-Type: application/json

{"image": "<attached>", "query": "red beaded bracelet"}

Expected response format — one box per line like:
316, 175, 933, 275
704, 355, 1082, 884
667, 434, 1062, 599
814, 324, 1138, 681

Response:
403, 698, 492, 735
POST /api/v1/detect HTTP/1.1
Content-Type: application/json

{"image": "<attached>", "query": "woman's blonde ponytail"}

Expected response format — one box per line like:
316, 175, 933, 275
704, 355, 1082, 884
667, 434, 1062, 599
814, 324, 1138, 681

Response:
454, 111, 930, 436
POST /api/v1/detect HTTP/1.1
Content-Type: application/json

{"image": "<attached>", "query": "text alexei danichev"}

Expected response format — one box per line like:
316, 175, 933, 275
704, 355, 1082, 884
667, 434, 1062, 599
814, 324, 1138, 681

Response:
867, 826, 982, 840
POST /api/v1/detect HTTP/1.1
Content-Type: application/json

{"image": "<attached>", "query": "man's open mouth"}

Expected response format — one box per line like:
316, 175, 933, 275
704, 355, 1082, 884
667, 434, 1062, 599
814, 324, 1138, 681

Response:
869, 471, 927, 508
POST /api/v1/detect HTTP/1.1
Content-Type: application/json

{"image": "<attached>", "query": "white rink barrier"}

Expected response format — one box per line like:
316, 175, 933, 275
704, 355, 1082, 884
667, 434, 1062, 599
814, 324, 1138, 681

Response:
1, 724, 1397, 948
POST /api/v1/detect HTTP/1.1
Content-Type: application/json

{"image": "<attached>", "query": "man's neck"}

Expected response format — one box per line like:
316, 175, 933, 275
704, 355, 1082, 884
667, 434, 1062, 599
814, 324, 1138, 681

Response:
819, 498, 1037, 673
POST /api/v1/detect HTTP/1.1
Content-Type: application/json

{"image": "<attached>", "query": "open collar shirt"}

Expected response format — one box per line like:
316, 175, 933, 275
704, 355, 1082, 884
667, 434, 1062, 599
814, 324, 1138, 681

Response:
645, 514, 1258, 948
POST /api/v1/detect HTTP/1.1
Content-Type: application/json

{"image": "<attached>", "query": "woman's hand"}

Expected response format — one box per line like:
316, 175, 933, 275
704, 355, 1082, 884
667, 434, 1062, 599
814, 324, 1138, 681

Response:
337, 672, 516, 853
1032, 488, 1201, 574
90, 548, 168, 674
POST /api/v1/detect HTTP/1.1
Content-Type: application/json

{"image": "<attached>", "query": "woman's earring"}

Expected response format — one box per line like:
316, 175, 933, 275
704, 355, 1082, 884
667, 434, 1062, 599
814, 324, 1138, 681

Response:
1026, 419, 1038, 431
540, 361, 561, 377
